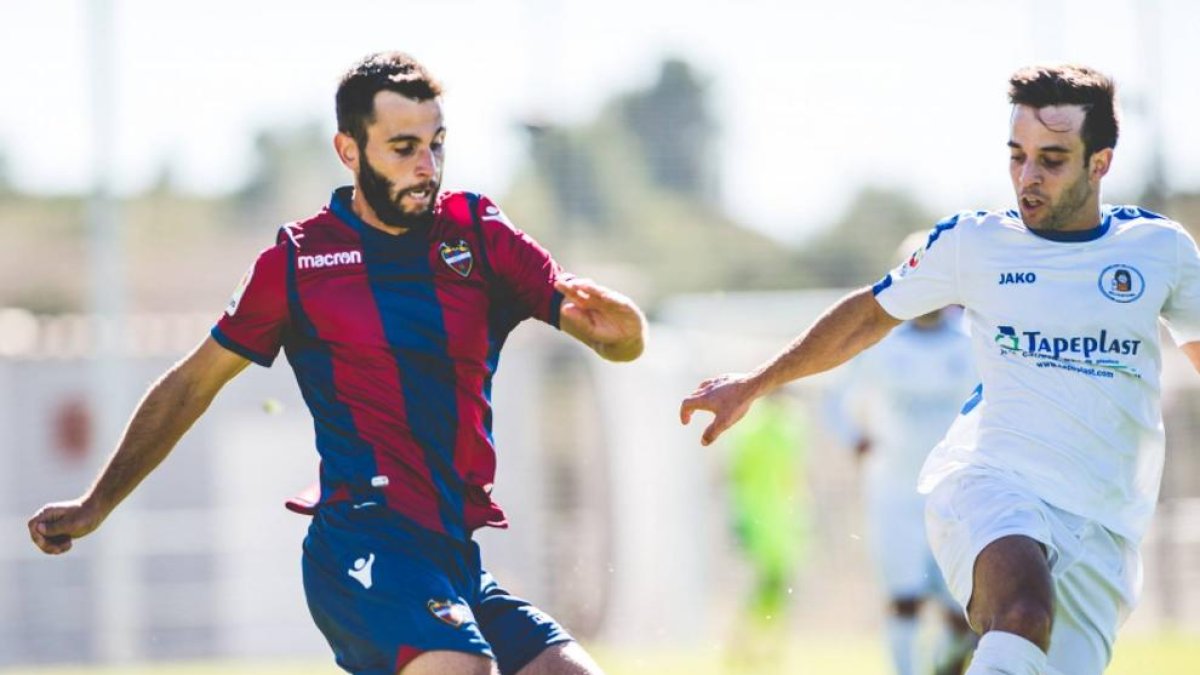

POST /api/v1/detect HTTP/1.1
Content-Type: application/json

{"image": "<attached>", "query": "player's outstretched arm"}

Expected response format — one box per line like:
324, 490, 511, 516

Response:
1181, 342, 1200, 374
680, 286, 900, 446
28, 336, 250, 554
556, 277, 646, 362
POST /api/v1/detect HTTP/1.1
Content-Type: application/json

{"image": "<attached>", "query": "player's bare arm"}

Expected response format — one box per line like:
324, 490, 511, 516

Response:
27, 337, 250, 555
555, 277, 646, 362
1180, 342, 1200, 373
680, 286, 901, 446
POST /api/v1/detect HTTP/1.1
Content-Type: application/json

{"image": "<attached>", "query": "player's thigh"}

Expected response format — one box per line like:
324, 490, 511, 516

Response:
515, 641, 603, 675
475, 571, 577, 674
924, 469, 1057, 617
401, 650, 498, 675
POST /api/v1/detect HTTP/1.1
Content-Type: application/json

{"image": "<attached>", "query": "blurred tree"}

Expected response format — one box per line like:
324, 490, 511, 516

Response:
0, 149, 13, 196
618, 58, 717, 202
505, 59, 802, 307
236, 121, 343, 226
794, 186, 935, 288
523, 123, 609, 229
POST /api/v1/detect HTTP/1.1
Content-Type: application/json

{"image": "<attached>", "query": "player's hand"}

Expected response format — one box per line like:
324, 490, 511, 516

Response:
28, 499, 104, 555
680, 373, 761, 446
556, 277, 645, 361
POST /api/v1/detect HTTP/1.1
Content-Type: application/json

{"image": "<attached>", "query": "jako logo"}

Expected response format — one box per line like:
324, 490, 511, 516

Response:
298, 250, 362, 269
998, 271, 1037, 285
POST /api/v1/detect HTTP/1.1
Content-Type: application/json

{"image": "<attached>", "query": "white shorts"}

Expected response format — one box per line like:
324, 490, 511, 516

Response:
866, 486, 957, 608
924, 468, 1141, 675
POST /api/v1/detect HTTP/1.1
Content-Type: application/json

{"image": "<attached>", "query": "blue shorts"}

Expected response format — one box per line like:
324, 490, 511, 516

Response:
302, 502, 573, 675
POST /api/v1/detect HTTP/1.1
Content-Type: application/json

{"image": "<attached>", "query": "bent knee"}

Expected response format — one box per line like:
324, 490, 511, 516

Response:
974, 598, 1054, 649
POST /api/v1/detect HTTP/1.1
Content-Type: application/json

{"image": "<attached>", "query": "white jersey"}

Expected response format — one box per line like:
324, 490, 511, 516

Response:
831, 320, 977, 493
873, 205, 1200, 543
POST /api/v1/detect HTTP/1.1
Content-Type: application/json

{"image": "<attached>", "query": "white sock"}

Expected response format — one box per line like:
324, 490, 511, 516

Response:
885, 615, 918, 675
965, 631, 1047, 675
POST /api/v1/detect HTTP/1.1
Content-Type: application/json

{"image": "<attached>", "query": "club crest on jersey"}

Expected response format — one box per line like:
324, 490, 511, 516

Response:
1098, 264, 1144, 303
439, 240, 473, 277
427, 599, 475, 628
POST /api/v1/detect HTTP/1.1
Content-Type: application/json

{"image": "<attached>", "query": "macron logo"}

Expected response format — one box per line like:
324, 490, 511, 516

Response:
297, 250, 363, 270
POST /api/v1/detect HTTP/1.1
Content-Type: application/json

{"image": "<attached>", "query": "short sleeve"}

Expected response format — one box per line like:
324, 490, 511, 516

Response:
1161, 227, 1200, 345
211, 244, 289, 366
872, 213, 965, 320
476, 195, 566, 327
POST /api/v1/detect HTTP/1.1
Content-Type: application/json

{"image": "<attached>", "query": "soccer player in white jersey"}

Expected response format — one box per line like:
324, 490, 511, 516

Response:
829, 237, 977, 675
681, 64, 1200, 675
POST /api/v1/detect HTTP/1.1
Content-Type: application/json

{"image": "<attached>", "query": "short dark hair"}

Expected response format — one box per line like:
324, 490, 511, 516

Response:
336, 52, 443, 148
1008, 64, 1118, 161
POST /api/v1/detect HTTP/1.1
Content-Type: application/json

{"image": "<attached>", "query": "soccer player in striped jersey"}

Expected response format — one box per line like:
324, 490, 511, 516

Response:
682, 64, 1200, 674
29, 52, 645, 675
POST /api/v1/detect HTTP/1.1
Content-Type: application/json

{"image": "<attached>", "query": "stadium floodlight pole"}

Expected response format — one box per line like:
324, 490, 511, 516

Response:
87, 0, 139, 664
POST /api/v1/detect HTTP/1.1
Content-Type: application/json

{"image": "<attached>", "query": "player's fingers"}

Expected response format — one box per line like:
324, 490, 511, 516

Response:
33, 507, 74, 538
679, 392, 706, 424
555, 278, 596, 305
702, 415, 728, 446
28, 513, 72, 554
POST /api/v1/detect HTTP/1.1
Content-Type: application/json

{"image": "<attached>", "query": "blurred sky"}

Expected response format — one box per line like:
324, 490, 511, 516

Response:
1, 0, 1198, 240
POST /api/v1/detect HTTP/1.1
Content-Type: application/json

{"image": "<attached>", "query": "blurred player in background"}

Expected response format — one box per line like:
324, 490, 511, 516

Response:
682, 64, 1200, 674
828, 232, 977, 675
725, 393, 810, 671
28, 52, 645, 675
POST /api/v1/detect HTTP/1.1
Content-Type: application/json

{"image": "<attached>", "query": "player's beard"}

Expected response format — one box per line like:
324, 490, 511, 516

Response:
1034, 170, 1092, 231
357, 155, 439, 234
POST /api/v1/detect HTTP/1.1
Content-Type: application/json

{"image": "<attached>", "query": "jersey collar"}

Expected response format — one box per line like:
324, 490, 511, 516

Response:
329, 186, 436, 246
1013, 207, 1111, 243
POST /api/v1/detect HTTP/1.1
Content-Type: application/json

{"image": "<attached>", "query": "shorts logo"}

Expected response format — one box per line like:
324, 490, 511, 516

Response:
427, 599, 475, 627
347, 553, 375, 589
1098, 264, 1144, 303
439, 240, 473, 278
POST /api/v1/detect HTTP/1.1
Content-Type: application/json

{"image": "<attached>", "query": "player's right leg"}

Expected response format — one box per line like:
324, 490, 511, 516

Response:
924, 470, 1061, 675
966, 535, 1054, 648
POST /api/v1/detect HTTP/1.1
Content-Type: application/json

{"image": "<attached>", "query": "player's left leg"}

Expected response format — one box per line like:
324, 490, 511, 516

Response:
472, 568, 599, 675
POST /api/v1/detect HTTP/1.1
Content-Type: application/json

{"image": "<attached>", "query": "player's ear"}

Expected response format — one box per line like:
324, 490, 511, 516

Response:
1088, 147, 1113, 183
334, 132, 359, 172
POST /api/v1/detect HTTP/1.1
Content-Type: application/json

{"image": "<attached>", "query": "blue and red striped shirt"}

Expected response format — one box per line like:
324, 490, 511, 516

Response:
212, 187, 566, 540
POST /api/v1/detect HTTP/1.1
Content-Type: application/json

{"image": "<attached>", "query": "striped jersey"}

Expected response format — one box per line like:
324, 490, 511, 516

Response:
213, 187, 565, 540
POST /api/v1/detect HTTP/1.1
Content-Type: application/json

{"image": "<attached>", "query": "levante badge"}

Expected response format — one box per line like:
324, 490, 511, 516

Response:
427, 599, 475, 627
439, 240, 474, 278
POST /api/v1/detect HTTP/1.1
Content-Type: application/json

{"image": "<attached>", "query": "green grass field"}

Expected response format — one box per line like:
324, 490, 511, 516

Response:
4, 633, 1197, 674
